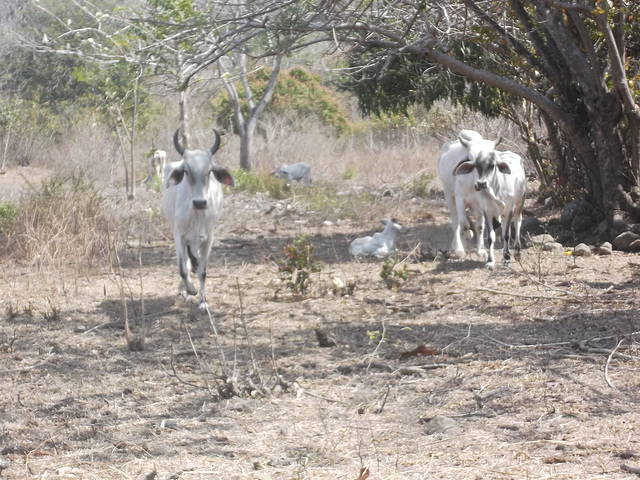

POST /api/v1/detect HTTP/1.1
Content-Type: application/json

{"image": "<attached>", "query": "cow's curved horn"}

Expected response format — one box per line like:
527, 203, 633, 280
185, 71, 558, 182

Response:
210, 129, 221, 155
173, 129, 185, 156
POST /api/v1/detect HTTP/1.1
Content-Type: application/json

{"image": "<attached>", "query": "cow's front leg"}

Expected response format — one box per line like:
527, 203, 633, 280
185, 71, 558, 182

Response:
176, 238, 197, 298
484, 214, 497, 270
196, 238, 214, 310
502, 211, 513, 266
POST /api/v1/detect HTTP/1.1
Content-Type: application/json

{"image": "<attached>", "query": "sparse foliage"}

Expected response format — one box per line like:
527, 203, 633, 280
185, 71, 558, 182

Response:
232, 168, 288, 199
380, 257, 409, 290
212, 67, 350, 136
277, 233, 322, 295
0, 201, 17, 234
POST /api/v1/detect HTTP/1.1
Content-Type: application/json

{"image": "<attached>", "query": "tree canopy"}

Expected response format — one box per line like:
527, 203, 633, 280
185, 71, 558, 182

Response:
291, 0, 640, 231
4, 0, 640, 232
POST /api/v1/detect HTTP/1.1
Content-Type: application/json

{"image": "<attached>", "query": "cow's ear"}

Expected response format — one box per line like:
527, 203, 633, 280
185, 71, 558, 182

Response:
212, 166, 235, 188
454, 161, 475, 176
497, 162, 512, 174
166, 165, 185, 188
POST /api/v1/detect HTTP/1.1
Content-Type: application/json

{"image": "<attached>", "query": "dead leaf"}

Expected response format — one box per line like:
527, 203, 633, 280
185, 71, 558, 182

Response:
355, 466, 370, 480
399, 344, 439, 359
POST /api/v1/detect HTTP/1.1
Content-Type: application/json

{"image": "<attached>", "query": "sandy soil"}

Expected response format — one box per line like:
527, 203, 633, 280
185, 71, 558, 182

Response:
0, 166, 639, 480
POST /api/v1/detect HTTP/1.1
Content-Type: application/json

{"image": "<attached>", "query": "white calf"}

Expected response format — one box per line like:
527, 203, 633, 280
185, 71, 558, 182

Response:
273, 162, 311, 185
163, 129, 235, 310
349, 219, 403, 258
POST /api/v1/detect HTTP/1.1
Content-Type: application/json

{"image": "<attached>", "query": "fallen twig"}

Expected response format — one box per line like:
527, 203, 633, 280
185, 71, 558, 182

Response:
605, 338, 625, 389
0, 349, 55, 375
576, 336, 634, 359
374, 385, 390, 414
621, 463, 640, 475
83, 321, 125, 334
298, 387, 347, 404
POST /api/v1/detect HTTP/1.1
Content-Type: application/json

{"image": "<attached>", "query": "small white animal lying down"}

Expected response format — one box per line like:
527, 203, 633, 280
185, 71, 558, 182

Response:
273, 162, 311, 185
349, 219, 403, 258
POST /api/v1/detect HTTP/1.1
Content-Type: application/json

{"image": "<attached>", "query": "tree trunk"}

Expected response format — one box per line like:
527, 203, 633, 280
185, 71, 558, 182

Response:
221, 52, 283, 171
178, 89, 190, 148
239, 124, 252, 170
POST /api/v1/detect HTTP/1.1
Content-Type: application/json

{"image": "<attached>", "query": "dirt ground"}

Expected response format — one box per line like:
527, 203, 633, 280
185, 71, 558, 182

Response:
1, 165, 639, 480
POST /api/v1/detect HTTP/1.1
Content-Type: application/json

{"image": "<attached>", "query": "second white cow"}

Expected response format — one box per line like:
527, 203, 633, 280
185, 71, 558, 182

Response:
437, 130, 526, 269
475, 150, 526, 269
141, 149, 167, 185
163, 129, 235, 310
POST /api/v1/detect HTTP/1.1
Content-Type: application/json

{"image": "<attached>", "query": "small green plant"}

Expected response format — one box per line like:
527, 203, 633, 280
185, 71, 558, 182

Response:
409, 172, 433, 198
380, 258, 409, 290
342, 166, 356, 180
43, 297, 61, 322
367, 329, 387, 343
277, 234, 322, 295
0, 202, 18, 234
149, 174, 163, 194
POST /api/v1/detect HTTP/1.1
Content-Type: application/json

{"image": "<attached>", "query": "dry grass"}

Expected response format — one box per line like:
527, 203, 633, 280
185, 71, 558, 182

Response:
1, 117, 639, 479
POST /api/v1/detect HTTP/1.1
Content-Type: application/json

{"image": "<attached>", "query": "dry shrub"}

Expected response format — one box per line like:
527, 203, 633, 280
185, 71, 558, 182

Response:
3, 172, 111, 268
45, 123, 122, 187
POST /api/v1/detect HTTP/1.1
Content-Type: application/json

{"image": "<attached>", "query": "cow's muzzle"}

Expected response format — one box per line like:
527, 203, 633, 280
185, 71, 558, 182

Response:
193, 199, 207, 210
474, 181, 487, 191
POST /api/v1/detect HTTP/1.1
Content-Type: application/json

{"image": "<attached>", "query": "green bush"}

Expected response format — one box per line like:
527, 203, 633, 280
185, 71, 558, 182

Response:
0, 202, 18, 234
409, 172, 433, 198
380, 258, 409, 290
232, 168, 289, 199
211, 67, 351, 136
277, 234, 323, 295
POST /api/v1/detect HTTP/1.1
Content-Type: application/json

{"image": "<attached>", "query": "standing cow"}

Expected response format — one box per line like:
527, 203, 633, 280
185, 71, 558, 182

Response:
273, 162, 311, 185
162, 129, 235, 310
141, 149, 168, 185
437, 130, 526, 269
437, 130, 489, 258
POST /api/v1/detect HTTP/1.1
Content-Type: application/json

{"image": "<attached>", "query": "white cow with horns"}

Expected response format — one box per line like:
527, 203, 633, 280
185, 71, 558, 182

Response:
162, 129, 235, 310
437, 130, 526, 269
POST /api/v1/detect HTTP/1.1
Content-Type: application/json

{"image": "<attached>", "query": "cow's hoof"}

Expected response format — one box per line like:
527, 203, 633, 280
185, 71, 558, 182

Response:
182, 293, 198, 305
477, 248, 487, 258
198, 301, 209, 311
484, 262, 495, 271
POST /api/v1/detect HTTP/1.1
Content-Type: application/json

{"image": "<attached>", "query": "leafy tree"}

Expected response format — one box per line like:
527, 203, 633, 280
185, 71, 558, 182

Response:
290, 0, 640, 234
1, 0, 157, 198
7, 0, 310, 173
211, 66, 350, 136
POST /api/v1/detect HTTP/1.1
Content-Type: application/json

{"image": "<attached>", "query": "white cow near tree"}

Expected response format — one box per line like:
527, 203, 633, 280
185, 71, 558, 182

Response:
437, 130, 526, 269
141, 149, 167, 185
